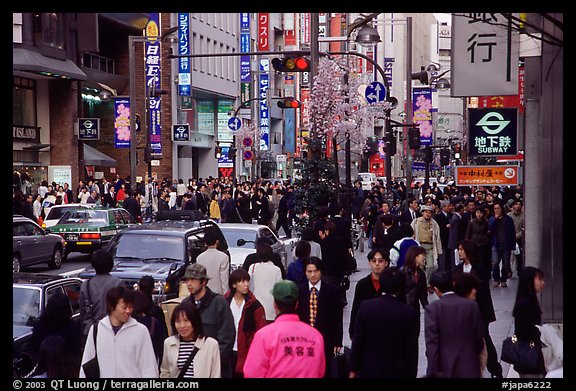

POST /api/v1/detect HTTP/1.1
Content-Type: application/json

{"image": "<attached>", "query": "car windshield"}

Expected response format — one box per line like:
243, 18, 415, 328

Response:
46, 207, 76, 220
13, 287, 40, 326
58, 210, 108, 226
219, 228, 256, 248
111, 233, 185, 261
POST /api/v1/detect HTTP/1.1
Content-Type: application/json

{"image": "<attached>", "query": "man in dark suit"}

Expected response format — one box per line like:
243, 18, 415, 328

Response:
349, 266, 419, 378
319, 221, 351, 306
399, 197, 421, 226
424, 270, 485, 378
297, 257, 343, 378
434, 199, 453, 272
349, 248, 389, 339
330, 203, 352, 253
122, 190, 141, 222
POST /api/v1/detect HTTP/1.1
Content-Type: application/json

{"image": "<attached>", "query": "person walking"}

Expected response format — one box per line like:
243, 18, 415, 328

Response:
512, 266, 547, 378
224, 269, 267, 378
465, 206, 492, 283
246, 241, 282, 323
181, 263, 236, 378
348, 248, 389, 340
138, 276, 169, 338
489, 201, 517, 288
79, 249, 123, 344
453, 239, 503, 378
349, 267, 420, 378
411, 204, 443, 293
209, 191, 221, 222
286, 240, 311, 284
434, 199, 453, 272
292, 226, 322, 260
399, 246, 429, 320
195, 230, 230, 295
79, 286, 159, 378
389, 223, 419, 269
297, 257, 343, 378
424, 271, 485, 378
243, 280, 326, 378
508, 199, 525, 276
448, 203, 466, 268
160, 301, 221, 378
132, 289, 167, 368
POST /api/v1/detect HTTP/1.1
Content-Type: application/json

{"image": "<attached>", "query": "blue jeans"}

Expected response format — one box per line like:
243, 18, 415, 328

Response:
492, 247, 511, 283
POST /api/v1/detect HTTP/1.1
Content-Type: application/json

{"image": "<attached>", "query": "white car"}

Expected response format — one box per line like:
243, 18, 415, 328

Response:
217, 223, 288, 272
357, 172, 378, 190
41, 203, 97, 229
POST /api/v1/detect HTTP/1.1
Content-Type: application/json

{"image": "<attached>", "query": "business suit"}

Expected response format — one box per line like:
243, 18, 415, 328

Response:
297, 279, 343, 377
424, 292, 485, 378
434, 210, 452, 271
348, 274, 381, 339
350, 293, 419, 378
399, 208, 421, 226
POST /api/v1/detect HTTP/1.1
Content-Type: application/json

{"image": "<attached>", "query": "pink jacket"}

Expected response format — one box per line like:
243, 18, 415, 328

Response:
243, 314, 325, 378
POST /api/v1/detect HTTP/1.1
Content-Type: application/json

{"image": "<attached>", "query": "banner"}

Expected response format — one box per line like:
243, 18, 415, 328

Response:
259, 59, 270, 150
468, 108, 517, 157
114, 97, 131, 148
412, 87, 433, 146
145, 13, 162, 156
178, 13, 190, 96
455, 165, 519, 186
258, 13, 269, 51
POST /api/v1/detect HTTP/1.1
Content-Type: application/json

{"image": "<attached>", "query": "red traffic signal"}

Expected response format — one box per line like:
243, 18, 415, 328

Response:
271, 56, 310, 72
277, 98, 301, 109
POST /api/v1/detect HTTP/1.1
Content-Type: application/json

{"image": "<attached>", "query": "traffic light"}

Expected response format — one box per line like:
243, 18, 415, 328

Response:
408, 127, 421, 149
144, 147, 153, 163
440, 148, 450, 166
424, 146, 433, 164
386, 133, 397, 156
215, 146, 222, 159
454, 143, 461, 159
366, 137, 378, 154
228, 146, 237, 160
277, 97, 301, 109
271, 56, 310, 72
411, 66, 429, 85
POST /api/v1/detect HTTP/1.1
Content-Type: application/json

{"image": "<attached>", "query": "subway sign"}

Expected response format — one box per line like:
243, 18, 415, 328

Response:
468, 108, 517, 157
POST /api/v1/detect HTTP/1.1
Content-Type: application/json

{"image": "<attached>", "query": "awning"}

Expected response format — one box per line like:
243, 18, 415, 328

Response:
83, 144, 116, 167
13, 48, 87, 81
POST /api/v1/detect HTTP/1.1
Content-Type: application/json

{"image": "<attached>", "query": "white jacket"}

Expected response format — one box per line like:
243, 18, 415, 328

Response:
160, 335, 221, 378
196, 247, 230, 295
248, 261, 282, 321
80, 316, 159, 378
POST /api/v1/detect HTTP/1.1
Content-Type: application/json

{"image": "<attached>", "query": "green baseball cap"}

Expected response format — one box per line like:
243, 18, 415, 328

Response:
271, 280, 299, 303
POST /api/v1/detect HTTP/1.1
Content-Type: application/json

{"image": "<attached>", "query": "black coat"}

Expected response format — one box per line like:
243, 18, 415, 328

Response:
122, 196, 141, 220
319, 234, 349, 279
349, 274, 382, 339
453, 262, 496, 324
331, 215, 352, 250
434, 211, 452, 248
350, 294, 419, 378
399, 209, 421, 226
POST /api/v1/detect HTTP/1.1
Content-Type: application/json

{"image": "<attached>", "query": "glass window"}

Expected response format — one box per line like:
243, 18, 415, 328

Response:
111, 233, 185, 261
63, 282, 82, 316
119, 210, 136, 224
58, 210, 108, 226
33, 13, 64, 49
13, 78, 36, 127
259, 228, 277, 244
113, 210, 124, 224
13, 287, 41, 326
196, 99, 214, 135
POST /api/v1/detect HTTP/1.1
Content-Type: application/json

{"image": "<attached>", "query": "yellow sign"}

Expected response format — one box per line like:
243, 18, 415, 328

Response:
455, 165, 519, 186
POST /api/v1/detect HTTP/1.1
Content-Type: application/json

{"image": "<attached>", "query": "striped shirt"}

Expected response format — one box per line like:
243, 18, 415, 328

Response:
177, 341, 196, 378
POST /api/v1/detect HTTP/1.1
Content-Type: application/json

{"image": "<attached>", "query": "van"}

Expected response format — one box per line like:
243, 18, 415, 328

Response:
357, 172, 378, 190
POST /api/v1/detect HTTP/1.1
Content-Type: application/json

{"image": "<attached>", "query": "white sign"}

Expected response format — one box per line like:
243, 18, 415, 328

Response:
451, 13, 519, 96
48, 165, 72, 187
276, 154, 286, 163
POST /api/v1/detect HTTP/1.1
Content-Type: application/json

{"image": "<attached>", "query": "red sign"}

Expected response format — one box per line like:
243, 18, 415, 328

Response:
243, 149, 254, 160
368, 154, 385, 177
455, 165, 519, 186
242, 137, 253, 147
219, 167, 233, 178
85, 165, 95, 178
300, 88, 311, 127
258, 13, 269, 51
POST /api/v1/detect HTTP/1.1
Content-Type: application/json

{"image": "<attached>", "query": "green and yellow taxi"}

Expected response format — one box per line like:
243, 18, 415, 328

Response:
47, 207, 138, 255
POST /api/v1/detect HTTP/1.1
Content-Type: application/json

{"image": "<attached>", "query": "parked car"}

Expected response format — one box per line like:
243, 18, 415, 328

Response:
78, 210, 229, 303
357, 172, 378, 190
217, 223, 288, 272
47, 207, 138, 256
13, 215, 67, 273
13, 273, 82, 378
41, 203, 97, 229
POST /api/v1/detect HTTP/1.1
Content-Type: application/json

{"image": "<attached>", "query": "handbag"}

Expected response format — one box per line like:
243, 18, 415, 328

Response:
501, 334, 544, 374
82, 322, 100, 378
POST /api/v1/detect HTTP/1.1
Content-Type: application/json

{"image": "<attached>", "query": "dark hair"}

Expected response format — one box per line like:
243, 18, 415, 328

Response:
512, 266, 544, 318
379, 266, 405, 295
475, 206, 486, 216
171, 301, 204, 339
429, 271, 453, 293
105, 286, 134, 315
458, 239, 480, 265
203, 230, 218, 246
37, 290, 72, 329
138, 275, 155, 299
274, 298, 298, 315
295, 240, 311, 259
229, 268, 250, 293
32, 335, 77, 378
323, 221, 336, 234
367, 248, 389, 263
132, 289, 151, 316
453, 203, 464, 213
304, 256, 324, 272
398, 222, 414, 238
301, 226, 315, 241
255, 241, 273, 262
91, 249, 114, 274
452, 270, 481, 298
403, 245, 426, 272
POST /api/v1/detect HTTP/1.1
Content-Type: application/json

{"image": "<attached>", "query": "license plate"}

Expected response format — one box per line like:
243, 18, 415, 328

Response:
65, 234, 79, 241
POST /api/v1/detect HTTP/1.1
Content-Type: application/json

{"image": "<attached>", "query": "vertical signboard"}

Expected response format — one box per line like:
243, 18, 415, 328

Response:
301, 13, 310, 48
284, 13, 296, 46
217, 100, 234, 143
412, 87, 433, 146
114, 97, 131, 148
284, 109, 296, 153
145, 13, 162, 156
178, 13, 190, 96
451, 13, 519, 96
384, 58, 394, 88
240, 13, 251, 84
259, 59, 270, 150
258, 13, 269, 51
467, 108, 517, 157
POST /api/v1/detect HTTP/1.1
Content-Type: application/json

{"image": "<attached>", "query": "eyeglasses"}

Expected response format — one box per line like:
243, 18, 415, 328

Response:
371, 258, 386, 263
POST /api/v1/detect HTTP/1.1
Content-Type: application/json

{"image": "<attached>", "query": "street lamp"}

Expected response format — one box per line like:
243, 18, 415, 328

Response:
129, 26, 178, 191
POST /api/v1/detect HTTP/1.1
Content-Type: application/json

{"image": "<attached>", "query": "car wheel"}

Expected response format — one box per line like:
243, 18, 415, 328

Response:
13, 255, 21, 273
48, 248, 63, 269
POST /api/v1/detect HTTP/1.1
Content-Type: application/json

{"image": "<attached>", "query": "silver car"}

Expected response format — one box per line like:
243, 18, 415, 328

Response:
13, 215, 66, 273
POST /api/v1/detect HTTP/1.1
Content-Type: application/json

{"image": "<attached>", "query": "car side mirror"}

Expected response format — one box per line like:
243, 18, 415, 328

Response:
237, 239, 246, 246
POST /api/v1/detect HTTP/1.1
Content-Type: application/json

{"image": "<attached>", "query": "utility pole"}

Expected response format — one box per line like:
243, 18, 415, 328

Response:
405, 16, 413, 194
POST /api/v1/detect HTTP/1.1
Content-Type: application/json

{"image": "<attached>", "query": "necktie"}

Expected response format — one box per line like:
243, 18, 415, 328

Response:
309, 287, 318, 327
412, 211, 415, 220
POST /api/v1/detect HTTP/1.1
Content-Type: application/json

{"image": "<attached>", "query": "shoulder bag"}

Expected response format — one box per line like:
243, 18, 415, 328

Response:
82, 322, 100, 378
178, 345, 199, 378
501, 334, 545, 374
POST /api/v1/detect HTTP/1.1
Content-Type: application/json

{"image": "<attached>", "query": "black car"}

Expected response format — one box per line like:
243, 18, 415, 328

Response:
78, 210, 229, 302
13, 273, 82, 378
